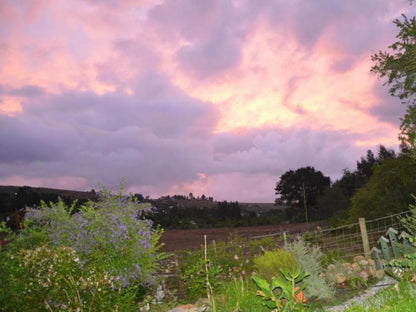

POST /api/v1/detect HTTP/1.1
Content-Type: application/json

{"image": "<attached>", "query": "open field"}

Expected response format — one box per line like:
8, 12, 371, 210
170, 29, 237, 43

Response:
160, 221, 324, 251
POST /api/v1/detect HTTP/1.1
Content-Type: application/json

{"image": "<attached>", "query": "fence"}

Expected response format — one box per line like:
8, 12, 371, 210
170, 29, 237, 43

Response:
250, 211, 411, 259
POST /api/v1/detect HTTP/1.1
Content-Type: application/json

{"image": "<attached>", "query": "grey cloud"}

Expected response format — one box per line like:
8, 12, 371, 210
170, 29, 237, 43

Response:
0, 115, 63, 164
370, 84, 407, 126
177, 27, 242, 78
1, 78, 218, 189
213, 131, 256, 156
9, 85, 44, 97
0, 84, 44, 97
149, 0, 245, 78
209, 127, 368, 183
148, 0, 220, 42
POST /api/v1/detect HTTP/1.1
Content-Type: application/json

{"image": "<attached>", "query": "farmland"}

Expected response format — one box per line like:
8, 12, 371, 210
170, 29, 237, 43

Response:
161, 221, 324, 251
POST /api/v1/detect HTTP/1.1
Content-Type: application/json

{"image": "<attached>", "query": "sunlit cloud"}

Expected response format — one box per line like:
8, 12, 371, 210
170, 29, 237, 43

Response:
1, 0, 415, 202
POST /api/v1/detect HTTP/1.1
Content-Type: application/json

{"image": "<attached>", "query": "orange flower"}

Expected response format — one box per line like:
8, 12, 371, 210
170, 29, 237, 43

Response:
294, 287, 306, 303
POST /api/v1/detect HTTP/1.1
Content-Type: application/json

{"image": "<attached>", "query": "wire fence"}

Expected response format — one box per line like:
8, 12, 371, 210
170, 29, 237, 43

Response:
250, 211, 411, 259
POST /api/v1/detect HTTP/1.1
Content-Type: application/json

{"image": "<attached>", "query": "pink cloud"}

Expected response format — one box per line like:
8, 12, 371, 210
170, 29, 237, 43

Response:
1, 0, 415, 202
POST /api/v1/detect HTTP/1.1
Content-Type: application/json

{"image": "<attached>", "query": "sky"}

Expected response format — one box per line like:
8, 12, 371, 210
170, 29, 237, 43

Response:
1, 0, 416, 203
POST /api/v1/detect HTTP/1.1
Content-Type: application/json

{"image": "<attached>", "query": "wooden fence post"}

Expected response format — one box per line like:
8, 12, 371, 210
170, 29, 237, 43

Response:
359, 218, 371, 258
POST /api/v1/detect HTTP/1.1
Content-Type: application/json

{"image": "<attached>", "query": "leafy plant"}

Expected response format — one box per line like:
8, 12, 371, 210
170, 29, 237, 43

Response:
1, 184, 165, 310
0, 244, 138, 311
17, 187, 164, 288
387, 252, 416, 281
217, 276, 268, 312
252, 266, 309, 311
284, 239, 334, 300
177, 235, 254, 302
253, 249, 298, 282
400, 194, 416, 238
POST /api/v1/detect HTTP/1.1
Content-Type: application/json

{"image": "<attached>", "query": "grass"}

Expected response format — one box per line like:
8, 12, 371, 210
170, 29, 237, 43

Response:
342, 280, 416, 311
215, 277, 269, 312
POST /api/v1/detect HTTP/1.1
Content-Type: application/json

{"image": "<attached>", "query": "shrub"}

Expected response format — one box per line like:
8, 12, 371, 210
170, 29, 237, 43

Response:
248, 236, 277, 257
1, 185, 164, 309
284, 239, 335, 300
0, 244, 137, 311
18, 188, 163, 288
253, 249, 297, 282
399, 194, 416, 238
177, 235, 253, 301
252, 266, 311, 311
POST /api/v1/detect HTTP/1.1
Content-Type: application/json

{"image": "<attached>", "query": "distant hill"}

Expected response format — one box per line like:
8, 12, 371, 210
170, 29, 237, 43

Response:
0, 185, 97, 227
0, 185, 96, 200
0, 185, 286, 229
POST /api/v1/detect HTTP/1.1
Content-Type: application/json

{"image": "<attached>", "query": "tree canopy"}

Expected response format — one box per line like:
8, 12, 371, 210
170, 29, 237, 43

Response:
275, 166, 330, 222
348, 156, 416, 221
371, 14, 416, 152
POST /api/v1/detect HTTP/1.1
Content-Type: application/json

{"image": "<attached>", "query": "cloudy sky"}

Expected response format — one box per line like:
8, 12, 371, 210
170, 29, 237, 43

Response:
1, 0, 415, 202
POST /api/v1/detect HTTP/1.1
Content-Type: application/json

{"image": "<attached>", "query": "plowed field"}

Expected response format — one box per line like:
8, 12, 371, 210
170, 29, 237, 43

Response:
161, 221, 324, 251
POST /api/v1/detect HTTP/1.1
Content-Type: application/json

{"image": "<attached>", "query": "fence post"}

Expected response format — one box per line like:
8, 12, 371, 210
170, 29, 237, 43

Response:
359, 218, 371, 258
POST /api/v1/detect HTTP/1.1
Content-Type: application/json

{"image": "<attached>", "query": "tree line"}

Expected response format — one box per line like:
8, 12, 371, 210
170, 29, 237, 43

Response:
275, 146, 416, 225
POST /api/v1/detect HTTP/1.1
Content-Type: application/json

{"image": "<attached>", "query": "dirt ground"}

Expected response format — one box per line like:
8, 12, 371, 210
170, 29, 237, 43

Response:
160, 221, 324, 251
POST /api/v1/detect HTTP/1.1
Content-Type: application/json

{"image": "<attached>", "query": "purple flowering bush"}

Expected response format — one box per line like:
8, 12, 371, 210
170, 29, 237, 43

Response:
1, 186, 164, 310
23, 187, 163, 287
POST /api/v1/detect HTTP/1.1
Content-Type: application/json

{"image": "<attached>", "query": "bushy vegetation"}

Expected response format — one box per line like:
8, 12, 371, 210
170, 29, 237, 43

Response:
253, 249, 298, 282
177, 235, 273, 301
284, 239, 335, 300
0, 186, 163, 311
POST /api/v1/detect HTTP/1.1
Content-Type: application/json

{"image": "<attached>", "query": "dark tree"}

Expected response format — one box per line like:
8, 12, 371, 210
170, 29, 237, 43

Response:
275, 166, 330, 222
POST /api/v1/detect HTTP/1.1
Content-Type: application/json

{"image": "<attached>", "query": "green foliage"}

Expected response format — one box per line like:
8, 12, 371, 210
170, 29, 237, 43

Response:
248, 236, 277, 257
400, 105, 416, 157
179, 255, 223, 301
315, 146, 397, 224
0, 244, 137, 311
18, 189, 164, 287
315, 186, 349, 221
387, 252, 416, 281
284, 239, 335, 300
371, 14, 416, 104
0, 185, 164, 310
371, 14, 416, 155
320, 249, 342, 268
217, 277, 269, 312
252, 266, 310, 311
399, 194, 416, 237
253, 249, 298, 282
348, 157, 416, 221
177, 236, 255, 302
343, 280, 416, 311
275, 166, 331, 222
